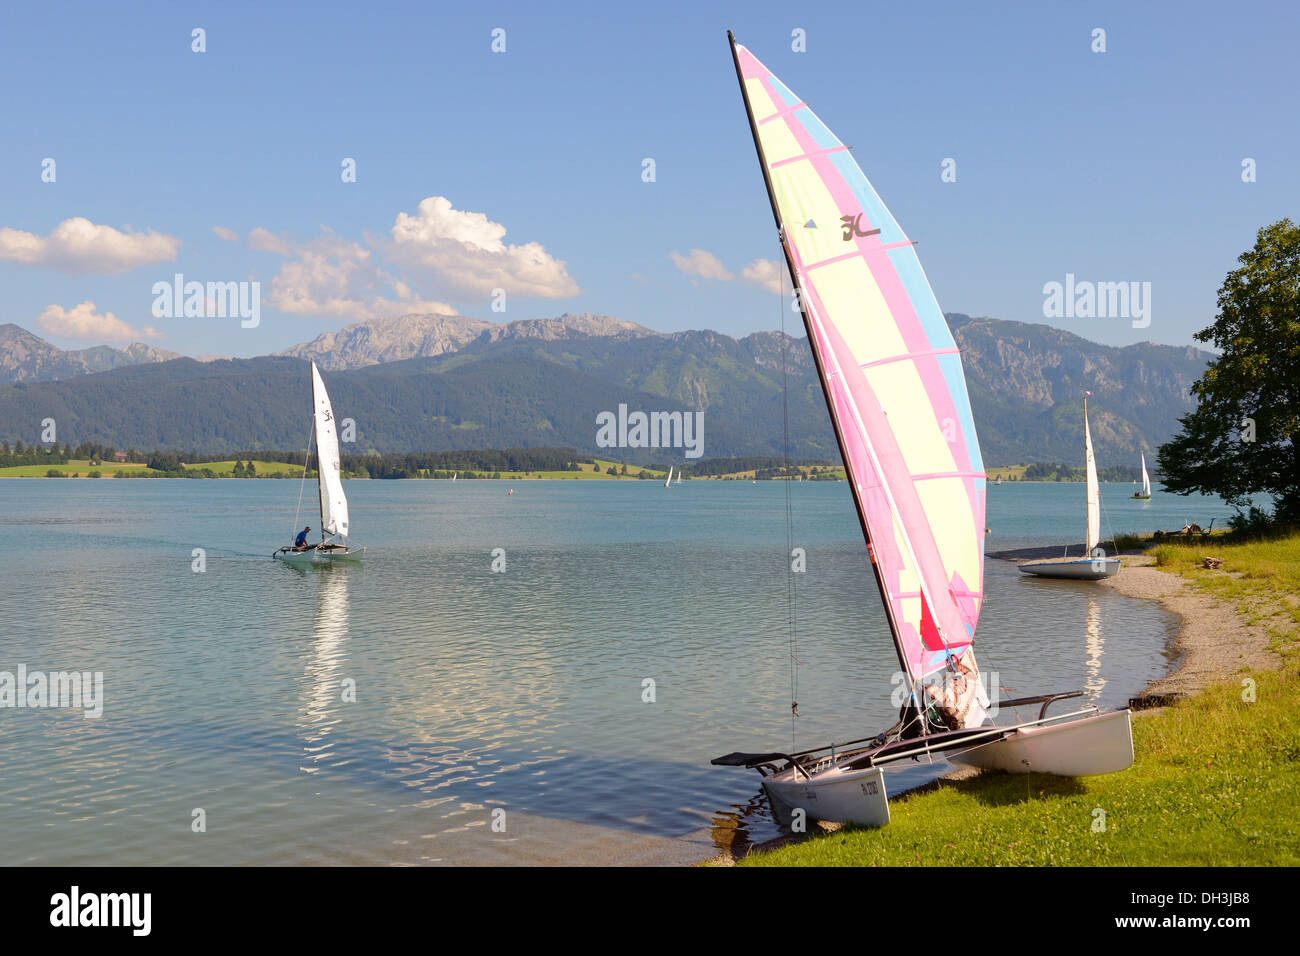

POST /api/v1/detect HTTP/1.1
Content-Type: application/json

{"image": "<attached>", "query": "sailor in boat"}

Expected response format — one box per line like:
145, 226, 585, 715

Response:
293, 526, 312, 551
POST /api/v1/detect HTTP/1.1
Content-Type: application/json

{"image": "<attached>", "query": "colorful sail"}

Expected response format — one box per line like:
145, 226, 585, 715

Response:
311, 361, 349, 538
731, 39, 986, 685
1085, 401, 1099, 552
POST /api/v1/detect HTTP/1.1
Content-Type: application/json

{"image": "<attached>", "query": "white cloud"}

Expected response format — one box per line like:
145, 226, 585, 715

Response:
37, 301, 161, 342
669, 248, 734, 281
212, 225, 239, 241
255, 231, 455, 320
247, 226, 295, 256
741, 257, 784, 294
0, 217, 180, 274
383, 196, 579, 299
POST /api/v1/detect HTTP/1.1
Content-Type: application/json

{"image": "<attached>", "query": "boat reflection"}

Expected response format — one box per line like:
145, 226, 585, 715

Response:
299, 567, 350, 771
710, 791, 773, 857
1083, 598, 1106, 700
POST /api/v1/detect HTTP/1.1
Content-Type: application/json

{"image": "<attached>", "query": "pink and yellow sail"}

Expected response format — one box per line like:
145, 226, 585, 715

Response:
731, 38, 987, 686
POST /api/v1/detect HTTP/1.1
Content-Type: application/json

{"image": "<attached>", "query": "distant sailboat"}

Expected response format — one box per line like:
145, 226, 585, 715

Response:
711, 33, 1132, 828
676, 470, 681, 485
452, 471, 457, 482
1132, 453, 1151, 499
665, 465, 673, 488
273, 362, 364, 565
1019, 394, 1119, 579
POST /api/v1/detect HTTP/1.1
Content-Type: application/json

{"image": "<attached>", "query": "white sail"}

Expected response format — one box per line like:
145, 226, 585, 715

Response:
1085, 403, 1100, 552
665, 465, 673, 488
311, 362, 349, 538
1140, 453, 1151, 496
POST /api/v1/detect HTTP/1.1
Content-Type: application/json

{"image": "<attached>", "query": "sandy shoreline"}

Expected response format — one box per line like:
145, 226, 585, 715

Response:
706, 552, 1276, 865
1099, 554, 1278, 702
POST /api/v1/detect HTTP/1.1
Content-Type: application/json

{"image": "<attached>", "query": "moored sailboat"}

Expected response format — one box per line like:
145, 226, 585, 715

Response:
273, 361, 364, 566
1133, 453, 1152, 499
1019, 394, 1121, 579
711, 33, 1132, 827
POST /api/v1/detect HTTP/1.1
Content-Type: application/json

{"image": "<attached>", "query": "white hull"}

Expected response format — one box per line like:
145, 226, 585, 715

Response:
762, 763, 889, 828
950, 709, 1133, 776
274, 545, 365, 566
1019, 557, 1120, 580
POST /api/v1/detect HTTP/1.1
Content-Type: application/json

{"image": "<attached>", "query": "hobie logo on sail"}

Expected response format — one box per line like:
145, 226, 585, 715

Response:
595, 404, 704, 459
151, 273, 261, 328
840, 213, 880, 241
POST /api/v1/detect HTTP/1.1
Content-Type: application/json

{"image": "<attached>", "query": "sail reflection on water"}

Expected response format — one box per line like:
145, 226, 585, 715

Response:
1083, 598, 1105, 700
300, 569, 350, 770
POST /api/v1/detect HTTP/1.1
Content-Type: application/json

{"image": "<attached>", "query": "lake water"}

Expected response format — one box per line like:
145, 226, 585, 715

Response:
0, 478, 1244, 865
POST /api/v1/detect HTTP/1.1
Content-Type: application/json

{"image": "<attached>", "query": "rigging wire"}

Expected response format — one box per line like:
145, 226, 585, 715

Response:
780, 234, 799, 753
293, 417, 314, 536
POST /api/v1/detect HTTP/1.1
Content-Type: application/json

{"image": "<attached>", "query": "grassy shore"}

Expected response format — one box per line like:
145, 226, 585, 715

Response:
0, 458, 301, 478
731, 529, 1300, 867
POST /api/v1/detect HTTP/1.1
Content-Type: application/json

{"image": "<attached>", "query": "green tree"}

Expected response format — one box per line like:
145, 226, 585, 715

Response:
1158, 219, 1300, 523
233, 461, 245, 477
245, 460, 256, 477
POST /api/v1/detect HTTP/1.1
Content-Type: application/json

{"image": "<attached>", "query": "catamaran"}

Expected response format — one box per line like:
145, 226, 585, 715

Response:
273, 361, 364, 566
1018, 394, 1121, 579
711, 33, 1133, 828
1133, 453, 1152, 499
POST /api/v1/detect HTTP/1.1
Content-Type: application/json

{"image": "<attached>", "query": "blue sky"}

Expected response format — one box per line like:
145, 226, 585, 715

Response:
1, 0, 1296, 357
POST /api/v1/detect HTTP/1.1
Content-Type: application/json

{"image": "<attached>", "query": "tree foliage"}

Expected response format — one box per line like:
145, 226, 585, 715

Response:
1159, 219, 1300, 522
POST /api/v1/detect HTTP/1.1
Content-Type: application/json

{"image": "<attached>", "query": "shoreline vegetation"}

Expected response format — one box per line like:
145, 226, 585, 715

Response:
1, 443, 1145, 484
712, 527, 1299, 867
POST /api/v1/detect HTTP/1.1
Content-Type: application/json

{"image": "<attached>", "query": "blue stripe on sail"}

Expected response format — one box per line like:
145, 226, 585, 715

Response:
795, 107, 843, 151
767, 75, 801, 108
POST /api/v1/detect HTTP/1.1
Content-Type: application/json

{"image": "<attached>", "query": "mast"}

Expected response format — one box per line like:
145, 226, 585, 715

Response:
727, 31, 915, 691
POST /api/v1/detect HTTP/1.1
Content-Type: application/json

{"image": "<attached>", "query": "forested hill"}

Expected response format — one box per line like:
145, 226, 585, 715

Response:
0, 313, 1211, 465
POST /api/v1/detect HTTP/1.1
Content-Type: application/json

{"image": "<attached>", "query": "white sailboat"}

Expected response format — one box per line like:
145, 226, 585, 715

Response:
676, 470, 681, 485
1133, 453, 1151, 499
711, 34, 1132, 828
273, 361, 364, 565
1019, 394, 1120, 579
664, 465, 673, 488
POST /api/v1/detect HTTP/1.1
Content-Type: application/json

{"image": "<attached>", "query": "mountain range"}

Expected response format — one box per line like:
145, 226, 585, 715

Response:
0, 324, 179, 385
0, 312, 1212, 466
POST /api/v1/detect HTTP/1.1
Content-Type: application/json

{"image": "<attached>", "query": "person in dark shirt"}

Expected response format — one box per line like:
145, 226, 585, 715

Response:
294, 526, 311, 550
